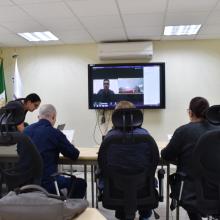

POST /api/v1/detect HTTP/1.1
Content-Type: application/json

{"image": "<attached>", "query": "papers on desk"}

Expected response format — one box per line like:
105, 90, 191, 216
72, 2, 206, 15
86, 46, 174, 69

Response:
167, 134, 173, 141
61, 129, 75, 144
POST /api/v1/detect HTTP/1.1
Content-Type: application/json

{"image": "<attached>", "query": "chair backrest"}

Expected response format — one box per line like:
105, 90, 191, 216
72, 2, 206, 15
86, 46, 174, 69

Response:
112, 108, 143, 129
99, 109, 159, 219
206, 105, 220, 125
191, 105, 220, 216
0, 100, 25, 132
0, 101, 43, 191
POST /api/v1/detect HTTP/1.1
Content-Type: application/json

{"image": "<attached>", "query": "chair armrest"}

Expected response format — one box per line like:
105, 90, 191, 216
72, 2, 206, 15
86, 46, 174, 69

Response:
51, 171, 77, 179
175, 172, 187, 201
157, 168, 165, 202
95, 167, 102, 178
169, 172, 187, 210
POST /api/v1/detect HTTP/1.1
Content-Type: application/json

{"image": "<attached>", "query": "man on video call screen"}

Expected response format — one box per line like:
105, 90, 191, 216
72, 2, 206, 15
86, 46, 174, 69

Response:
97, 79, 115, 103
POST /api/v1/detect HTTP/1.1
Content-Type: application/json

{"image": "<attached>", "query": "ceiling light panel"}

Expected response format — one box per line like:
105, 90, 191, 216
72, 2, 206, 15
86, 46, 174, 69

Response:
164, 25, 201, 35
18, 31, 59, 41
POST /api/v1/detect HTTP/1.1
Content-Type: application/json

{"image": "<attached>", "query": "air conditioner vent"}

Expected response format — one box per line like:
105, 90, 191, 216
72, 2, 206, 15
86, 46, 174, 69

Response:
98, 42, 153, 60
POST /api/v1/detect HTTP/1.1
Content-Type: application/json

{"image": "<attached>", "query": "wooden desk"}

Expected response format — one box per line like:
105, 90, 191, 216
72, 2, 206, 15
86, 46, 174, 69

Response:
74, 208, 106, 220
60, 147, 98, 165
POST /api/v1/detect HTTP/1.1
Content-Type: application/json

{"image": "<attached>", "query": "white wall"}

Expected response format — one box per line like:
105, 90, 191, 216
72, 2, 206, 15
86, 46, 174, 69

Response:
1, 40, 220, 147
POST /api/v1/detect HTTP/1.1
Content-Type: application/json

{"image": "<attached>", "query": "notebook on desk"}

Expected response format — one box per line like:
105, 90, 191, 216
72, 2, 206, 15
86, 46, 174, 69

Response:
61, 129, 75, 144
57, 124, 65, 130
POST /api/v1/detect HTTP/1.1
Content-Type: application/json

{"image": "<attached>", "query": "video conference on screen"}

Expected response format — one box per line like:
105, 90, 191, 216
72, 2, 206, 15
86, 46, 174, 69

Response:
88, 64, 165, 109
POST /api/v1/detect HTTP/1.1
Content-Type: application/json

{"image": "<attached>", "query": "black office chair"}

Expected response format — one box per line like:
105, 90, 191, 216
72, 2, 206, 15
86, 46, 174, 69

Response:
206, 105, 220, 125
98, 108, 160, 220
191, 105, 220, 219
0, 101, 43, 193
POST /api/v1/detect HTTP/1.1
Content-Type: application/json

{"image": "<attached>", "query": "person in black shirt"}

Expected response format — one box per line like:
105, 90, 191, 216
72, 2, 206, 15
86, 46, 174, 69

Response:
161, 97, 219, 220
16, 93, 41, 131
97, 79, 115, 103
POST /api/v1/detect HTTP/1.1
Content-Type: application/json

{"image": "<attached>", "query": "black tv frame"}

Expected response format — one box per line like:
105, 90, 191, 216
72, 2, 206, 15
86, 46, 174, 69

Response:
88, 62, 165, 110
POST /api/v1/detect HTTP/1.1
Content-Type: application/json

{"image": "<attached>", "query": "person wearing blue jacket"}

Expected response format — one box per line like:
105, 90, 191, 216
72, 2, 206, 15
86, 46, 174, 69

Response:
20, 104, 86, 198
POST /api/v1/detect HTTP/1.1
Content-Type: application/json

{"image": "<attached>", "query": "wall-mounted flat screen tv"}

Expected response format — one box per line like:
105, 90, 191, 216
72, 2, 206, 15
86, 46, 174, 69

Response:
88, 63, 165, 109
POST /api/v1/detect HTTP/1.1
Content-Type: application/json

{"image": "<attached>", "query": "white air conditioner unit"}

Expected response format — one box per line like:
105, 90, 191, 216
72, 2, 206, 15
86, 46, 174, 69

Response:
98, 41, 153, 60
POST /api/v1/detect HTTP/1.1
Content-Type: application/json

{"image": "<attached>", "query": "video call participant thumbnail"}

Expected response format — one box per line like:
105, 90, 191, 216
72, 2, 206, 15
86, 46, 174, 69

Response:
97, 79, 115, 103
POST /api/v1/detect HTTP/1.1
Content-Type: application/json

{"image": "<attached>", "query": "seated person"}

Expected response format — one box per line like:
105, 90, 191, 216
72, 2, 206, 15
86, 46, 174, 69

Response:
18, 104, 86, 198
97, 79, 115, 103
98, 101, 154, 220
161, 97, 219, 220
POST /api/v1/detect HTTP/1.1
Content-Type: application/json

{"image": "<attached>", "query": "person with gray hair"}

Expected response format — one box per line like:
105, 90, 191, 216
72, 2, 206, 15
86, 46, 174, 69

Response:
20, 104, 87, 198
38, 104, 57, 126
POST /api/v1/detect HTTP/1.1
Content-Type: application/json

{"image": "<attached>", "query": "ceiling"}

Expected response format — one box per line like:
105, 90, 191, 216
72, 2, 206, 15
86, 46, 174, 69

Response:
1, 0, 220, 47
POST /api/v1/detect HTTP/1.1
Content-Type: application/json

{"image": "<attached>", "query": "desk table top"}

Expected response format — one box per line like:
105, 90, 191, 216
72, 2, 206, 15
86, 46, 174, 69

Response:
0, 142, 167, 162
74, 141, 167, 161
74, 208, 106, 220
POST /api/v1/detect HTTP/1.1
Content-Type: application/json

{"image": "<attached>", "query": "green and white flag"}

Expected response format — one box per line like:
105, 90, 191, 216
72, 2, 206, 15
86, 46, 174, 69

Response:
0, 58, 7, 107
13, 57, 23, 99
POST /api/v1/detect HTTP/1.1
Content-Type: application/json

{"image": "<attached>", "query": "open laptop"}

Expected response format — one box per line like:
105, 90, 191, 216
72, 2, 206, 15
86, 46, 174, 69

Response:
57, 124, 65, 130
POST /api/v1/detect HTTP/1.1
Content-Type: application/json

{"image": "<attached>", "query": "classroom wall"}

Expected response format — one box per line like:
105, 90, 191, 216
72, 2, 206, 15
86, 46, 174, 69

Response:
1, 40, 220, 147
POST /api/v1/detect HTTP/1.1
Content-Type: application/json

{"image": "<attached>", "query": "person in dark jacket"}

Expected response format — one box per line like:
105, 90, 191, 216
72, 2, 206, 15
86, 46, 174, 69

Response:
98, 101, 152, 220
161, 97, 218, 220
21, 104, 86, 198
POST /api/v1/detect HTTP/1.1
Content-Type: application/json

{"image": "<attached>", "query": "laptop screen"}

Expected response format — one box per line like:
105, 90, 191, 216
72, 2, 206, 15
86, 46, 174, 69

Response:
57, 124, 65, 130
